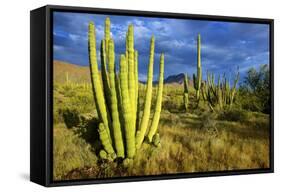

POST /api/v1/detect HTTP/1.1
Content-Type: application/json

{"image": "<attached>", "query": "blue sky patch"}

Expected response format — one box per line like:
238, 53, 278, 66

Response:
53, 11, 269, 82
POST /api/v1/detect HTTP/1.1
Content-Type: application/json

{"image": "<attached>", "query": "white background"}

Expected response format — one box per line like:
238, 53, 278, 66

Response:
0, 0, 279, 191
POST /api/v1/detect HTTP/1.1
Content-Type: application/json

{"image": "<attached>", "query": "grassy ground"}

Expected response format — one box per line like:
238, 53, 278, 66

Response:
53, 80, 270, 181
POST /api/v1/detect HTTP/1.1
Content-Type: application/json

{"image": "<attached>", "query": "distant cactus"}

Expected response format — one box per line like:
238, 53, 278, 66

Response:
201, 69, 239, 110
88, 18, 165, 160
183, 74, 189, 112
193, 34, 202, 101
65, 72, 69, 84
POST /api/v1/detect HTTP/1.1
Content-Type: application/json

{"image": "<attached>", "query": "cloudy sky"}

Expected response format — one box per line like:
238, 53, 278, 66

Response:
53, 11, 269, 82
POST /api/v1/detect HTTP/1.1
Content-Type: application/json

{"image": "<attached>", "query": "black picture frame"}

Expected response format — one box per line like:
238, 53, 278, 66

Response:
30, 4, 274, 187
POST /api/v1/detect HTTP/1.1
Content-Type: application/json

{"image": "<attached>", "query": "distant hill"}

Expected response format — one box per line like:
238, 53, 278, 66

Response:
164, 73, 185, 84
54, 60, 91, 83
54, 60, 191, 85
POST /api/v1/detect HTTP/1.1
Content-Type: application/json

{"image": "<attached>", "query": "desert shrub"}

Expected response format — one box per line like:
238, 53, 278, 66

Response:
218, 108, 249, 122
61, 108, 81, 128
163, 95, 184, 112
239, 64, 270, 114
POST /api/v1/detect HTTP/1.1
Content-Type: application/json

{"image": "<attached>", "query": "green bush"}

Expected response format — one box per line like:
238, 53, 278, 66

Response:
61, 108, 81, 128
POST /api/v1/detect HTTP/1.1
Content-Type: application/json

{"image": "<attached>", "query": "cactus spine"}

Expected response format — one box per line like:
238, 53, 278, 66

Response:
193, 34, 202, 101
183, 74, 189, 111
88, 18, 164, 160
147, 53, 165, 142
136, 36, 155, 149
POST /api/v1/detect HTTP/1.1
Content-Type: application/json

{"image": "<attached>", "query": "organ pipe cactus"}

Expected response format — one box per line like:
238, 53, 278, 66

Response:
107, 39, 125, 158
88, 18, 165, 160
136, 36, 155, 149
119, 55, 135, 158
147, 53, 165, 143
201, 69, 239, 109
88, 22, 112, 145
193, 34, 202, 101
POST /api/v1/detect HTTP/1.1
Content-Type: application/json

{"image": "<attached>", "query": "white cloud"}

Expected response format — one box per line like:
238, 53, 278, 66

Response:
138, 73, 147, 81
54, 45, 64, 51
69, 34, 80, 41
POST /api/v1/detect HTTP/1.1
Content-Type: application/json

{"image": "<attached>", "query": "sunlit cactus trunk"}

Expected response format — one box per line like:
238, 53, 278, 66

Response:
108, 39, 125, 158
88, 22, 112, 145
136, 36, 155, 149
119, 55, 135, 158
134, 51, 139, 130
98, 123, 116, 159
147, 53, 165, 142
100, 40, 112, 115
183, 73, 189, 112
127, 25, 136, 135
88, 18, 164, 160
105, 17, 111, 56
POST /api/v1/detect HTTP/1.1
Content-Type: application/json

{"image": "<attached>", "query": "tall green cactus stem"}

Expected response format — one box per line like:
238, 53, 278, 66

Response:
193, 74, 197, 90
98, 123, 116, 158
134, 51, 139, 111
217, 75, 223, 109
147, 53, 165, 142
88, 22, 112, 144
101, 40, 112, 113
136, 36, 155, 149
134, 51, 139, 130
105, 17, 111, 56
183, 73, 189, 112
127, 25, 136, 132
119, 55, 135, 158
196, 34, 202, 100
108, 39, 125, 158
230, 70, 239, 107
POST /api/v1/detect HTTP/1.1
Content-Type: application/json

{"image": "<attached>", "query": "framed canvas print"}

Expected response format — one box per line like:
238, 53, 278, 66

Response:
30, 5, 274, 187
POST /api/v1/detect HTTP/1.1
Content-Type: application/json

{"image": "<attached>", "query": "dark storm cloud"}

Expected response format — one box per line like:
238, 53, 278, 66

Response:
53, 12, 269, 82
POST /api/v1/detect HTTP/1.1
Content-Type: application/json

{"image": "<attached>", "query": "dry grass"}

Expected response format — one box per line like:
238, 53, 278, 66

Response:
53, 64, 270, 181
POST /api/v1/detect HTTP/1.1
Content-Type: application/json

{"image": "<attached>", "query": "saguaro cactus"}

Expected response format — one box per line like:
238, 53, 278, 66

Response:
88, 18, 164, 160
193, 34, 202, 101
183, 74, 189, 112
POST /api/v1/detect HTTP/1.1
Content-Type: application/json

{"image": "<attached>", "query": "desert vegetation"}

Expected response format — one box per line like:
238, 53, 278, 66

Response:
53, 17, 270, 181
